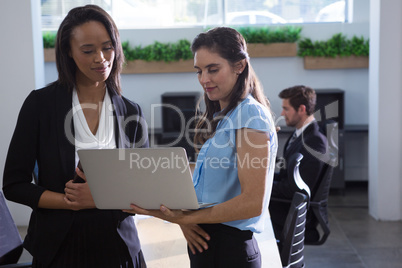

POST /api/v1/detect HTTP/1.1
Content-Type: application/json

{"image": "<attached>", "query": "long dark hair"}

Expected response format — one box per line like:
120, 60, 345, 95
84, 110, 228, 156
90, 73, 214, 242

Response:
54, 5, 124, 95
192, 27, 271, 146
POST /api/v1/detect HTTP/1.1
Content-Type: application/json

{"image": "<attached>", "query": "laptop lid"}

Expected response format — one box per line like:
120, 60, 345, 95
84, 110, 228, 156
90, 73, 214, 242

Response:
77, 147, 201, 210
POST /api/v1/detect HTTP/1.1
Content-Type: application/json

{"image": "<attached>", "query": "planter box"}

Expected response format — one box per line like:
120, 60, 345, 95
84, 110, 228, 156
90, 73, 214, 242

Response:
42, 42, 298, 73
44, 48, 56, 62
248, 43, 297, 58
304, 55, 369, 70
122, 59, 194, 74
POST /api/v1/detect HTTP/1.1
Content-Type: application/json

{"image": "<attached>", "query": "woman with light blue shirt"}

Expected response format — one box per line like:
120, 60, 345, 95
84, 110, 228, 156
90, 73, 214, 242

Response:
127, 27, 278, 267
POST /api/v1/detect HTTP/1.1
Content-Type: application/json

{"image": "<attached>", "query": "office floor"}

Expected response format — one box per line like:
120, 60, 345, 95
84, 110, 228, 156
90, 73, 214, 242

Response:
304, 182, 402, 268
17, 182, 402, 268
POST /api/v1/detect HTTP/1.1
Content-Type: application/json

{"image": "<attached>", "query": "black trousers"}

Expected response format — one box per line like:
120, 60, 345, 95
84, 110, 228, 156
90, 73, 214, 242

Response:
269, 199, 290, 239
32, 210, 146, 268
188, 223, 261, 268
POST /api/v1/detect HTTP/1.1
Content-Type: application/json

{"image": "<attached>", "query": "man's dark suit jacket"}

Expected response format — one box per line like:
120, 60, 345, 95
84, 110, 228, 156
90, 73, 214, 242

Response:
269, 121, 328, 237
2, 82, 149, 267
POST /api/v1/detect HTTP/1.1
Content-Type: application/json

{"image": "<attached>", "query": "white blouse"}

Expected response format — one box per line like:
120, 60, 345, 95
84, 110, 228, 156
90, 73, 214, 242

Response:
72, 88, 116, 167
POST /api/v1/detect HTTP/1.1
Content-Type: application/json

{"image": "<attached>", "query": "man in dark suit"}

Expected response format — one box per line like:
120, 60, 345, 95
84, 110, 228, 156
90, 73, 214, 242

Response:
269, 85, 329, 242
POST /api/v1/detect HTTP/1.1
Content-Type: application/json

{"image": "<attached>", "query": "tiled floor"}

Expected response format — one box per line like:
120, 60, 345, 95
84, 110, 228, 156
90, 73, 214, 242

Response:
305, 182, 402, 268
16, 182, 402, 267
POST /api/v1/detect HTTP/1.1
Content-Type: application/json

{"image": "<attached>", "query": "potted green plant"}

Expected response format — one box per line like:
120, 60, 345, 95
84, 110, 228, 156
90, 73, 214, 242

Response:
121, 39, 194, 74
42, 26, 303, 74
43, 32, 57, 62
237, 26, 302, 57
298, 33, 369, 69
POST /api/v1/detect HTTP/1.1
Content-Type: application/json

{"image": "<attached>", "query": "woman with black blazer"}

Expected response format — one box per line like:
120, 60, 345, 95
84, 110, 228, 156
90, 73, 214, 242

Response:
2, 5, 148, 268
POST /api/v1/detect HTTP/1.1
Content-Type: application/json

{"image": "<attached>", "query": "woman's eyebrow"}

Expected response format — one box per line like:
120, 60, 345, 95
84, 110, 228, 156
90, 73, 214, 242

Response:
80, 40, 112, 48
194, 63, 220, 69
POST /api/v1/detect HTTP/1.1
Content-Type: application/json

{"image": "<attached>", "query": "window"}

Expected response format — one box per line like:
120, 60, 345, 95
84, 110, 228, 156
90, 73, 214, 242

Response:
41, 0, 349, 30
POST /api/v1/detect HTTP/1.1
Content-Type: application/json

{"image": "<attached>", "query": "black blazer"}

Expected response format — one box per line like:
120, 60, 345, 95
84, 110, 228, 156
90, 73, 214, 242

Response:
2, 82, 149, 266
271, 121, 328, 199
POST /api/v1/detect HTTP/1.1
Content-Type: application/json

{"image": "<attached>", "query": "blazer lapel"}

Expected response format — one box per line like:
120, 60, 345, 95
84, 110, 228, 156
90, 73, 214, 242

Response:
55, 86, 76, 181
284, 131, 297, 157
109, 89, 129, 149
284, 123, 316, 158
54, 87, 136, 180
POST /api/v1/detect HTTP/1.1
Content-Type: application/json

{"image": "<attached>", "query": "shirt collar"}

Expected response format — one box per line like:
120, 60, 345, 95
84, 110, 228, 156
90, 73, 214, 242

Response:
295, 118, 315, 137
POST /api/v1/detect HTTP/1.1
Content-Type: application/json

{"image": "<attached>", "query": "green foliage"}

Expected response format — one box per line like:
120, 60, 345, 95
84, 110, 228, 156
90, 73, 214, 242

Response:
43, 32, 56, 48
122, 39, 193, 62
298, 33, 369, 57
236, 26, 302, 44
350, 36, 370, 56
42, 31, 192, 63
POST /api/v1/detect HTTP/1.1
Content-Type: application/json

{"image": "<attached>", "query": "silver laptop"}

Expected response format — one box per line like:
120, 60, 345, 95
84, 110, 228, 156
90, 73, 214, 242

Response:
77, 147, 213, 210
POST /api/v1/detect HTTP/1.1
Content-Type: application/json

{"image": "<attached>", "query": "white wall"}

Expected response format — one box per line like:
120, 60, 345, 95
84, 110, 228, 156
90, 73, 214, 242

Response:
369, 0, 402, 221
0, 0, 45, 225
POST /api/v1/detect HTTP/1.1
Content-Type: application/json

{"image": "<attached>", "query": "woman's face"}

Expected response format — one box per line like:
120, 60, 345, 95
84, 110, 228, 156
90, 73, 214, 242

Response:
194, 47, 241, 110
69, 20, 115, 86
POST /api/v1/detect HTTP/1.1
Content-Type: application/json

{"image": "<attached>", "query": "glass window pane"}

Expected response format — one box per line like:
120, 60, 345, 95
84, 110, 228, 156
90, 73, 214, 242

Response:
41, 0, 348, 31
228, 14, 249, 25
272, 0, 347, 23
219, 0, 346, 25
111, 0, 174, 28
41, 0, 111, 30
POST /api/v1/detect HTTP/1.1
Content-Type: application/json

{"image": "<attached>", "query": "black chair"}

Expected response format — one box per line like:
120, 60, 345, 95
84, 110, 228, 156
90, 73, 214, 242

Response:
305, 163, 334, 245
271, 153, 311, 205
0, 264, 32, 268
287, 153, 310, 202
0, 192, 32, 268
303, 120, 336, 245
278, 192, 308, 268
272, 150, 334, 245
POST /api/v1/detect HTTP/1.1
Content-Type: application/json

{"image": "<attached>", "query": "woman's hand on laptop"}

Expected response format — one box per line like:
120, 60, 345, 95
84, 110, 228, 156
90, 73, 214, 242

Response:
64, 167, 96, 210
124, 204, 190, 224
125, 205, 210, 254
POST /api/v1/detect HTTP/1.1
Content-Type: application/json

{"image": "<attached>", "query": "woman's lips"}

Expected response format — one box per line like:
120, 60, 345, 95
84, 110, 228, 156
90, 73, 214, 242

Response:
93, 65, 109, 73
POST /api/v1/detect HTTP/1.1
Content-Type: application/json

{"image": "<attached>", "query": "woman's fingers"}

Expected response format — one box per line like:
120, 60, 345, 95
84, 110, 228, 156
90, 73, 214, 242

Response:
180, 224, 210, 254
75, 167, 86, 181
160, 205, 175, 216
64, 180, 76, 200
123, 204, 149, 215
123, 204, 163, 218
192, 224, 210, 242
63, 180, 95, 209
124, 204, 188, 225
187, 242, 196, 255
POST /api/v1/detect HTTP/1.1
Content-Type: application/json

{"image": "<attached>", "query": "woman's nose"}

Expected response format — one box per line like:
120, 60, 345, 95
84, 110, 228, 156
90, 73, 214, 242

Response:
199, 72, 209, 85
94, 50, 105, 63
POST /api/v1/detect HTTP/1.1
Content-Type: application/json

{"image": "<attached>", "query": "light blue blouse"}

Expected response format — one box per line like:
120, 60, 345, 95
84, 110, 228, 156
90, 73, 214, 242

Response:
192, 95, 278, 233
